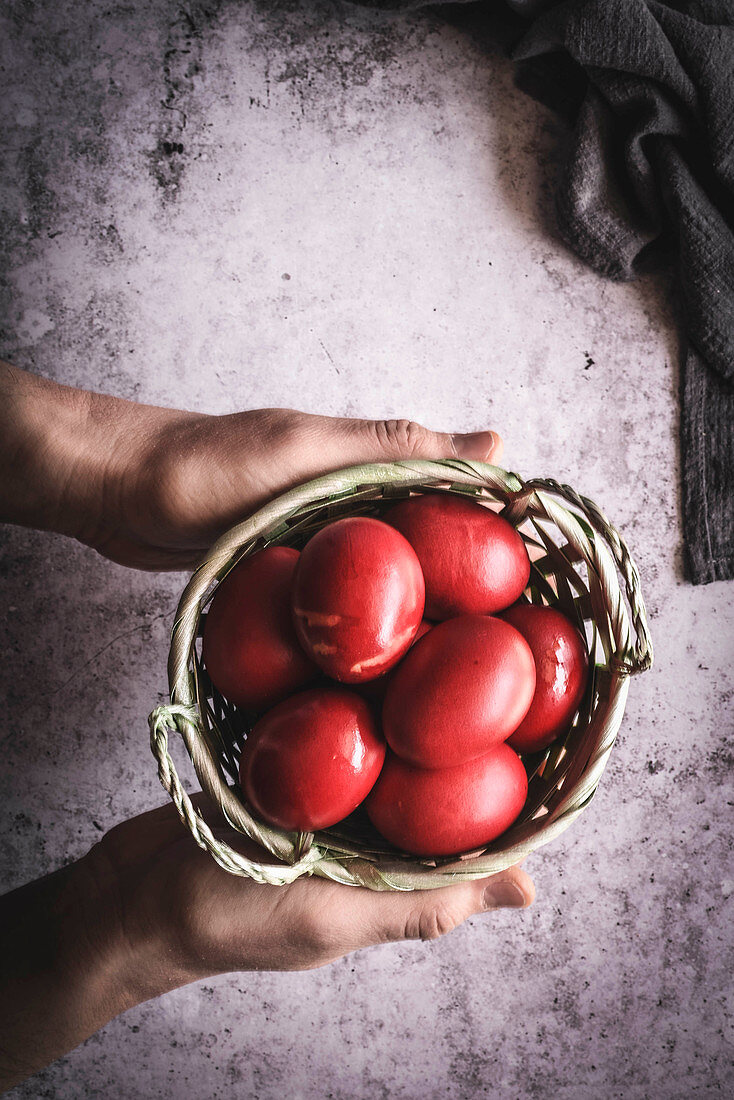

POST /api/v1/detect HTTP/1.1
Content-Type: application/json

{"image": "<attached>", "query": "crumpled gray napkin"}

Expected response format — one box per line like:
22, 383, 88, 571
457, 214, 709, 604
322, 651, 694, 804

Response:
354, 0, 734, 584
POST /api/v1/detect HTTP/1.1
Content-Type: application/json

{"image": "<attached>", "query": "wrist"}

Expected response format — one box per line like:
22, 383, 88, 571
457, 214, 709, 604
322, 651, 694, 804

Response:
76, 837, 209, 1002
1, 363, 114, 543
0, 362, 184, 553
0, 851, 190, 1090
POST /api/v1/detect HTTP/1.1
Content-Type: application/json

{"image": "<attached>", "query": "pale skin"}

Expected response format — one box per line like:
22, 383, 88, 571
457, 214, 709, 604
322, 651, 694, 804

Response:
0, 361, 535, 1091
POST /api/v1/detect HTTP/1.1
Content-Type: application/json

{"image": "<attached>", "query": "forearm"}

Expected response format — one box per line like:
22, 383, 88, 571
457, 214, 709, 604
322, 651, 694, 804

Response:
0, 362, 179, 547
0, 857, 184, 1091
1, 362, 98, 539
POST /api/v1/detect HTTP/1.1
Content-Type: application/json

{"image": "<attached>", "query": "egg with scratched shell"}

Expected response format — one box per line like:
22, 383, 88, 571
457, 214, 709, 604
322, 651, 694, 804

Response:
292, 517, 425, 683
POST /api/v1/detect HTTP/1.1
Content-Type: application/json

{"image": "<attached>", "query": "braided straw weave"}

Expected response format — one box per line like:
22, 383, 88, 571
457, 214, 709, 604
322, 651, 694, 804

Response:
148, 460, 652, 891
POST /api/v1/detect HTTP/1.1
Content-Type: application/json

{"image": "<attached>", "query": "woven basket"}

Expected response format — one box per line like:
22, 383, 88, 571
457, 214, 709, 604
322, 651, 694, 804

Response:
148, 459, 652, 892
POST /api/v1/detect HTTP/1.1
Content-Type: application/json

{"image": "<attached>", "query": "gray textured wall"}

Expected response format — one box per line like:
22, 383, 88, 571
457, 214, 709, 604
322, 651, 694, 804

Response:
1, 1, 732, 1097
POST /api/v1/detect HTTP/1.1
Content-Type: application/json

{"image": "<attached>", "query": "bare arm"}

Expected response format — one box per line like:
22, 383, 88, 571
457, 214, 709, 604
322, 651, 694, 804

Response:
1, 362, 512, 1088
0, 800, 533, 1091
0, 861, 155, 1089
0, 361, 502, 569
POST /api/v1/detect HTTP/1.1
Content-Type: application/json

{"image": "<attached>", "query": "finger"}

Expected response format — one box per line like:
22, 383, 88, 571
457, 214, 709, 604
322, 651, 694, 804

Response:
333, 417, 504, 465
346, 865, 535, 949
252, 410, 503, 478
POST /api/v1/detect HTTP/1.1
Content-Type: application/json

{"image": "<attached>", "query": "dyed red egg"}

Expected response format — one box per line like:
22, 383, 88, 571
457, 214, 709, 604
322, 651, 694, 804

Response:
202, 546, 317, 711
384, 494, 530, 619
382, 615, 536, 768
500, 603, 589, 753
240, 688, 386, 832
366, 743, 528, 857
292, 517, 425, 683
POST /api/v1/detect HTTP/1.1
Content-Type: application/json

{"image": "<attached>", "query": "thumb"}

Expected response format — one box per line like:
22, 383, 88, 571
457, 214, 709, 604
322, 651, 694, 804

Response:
341, 417, 504, 465
352, 865, 535, 948
240, 410, 504, 513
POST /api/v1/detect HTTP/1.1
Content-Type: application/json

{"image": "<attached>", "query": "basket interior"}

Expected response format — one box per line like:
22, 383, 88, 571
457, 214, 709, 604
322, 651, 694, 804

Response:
189, 482, 611, 868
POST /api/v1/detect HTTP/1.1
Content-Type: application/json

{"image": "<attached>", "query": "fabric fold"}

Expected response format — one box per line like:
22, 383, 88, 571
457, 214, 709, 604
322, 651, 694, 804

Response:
353, 0, 734, 583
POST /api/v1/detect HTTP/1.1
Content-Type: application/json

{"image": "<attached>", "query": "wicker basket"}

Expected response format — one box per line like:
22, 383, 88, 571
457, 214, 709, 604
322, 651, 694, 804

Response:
148, 459, 652, 891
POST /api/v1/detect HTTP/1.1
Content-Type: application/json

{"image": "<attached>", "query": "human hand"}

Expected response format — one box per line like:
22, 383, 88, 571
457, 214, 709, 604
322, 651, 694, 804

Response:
91, 796, 534, 980
0, 797, 533, 1089
0, 362, 502, 569
93, 407, 504, 569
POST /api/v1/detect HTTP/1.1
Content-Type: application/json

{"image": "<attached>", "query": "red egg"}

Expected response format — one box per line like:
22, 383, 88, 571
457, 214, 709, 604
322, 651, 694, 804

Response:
366, 743, 528, 857
292, 517, 425, 683
384, 494, 530, 619
500, 603, 590, 753
240, 688, 386, 832
382, 615, 536, 768
202, 546, 317, 711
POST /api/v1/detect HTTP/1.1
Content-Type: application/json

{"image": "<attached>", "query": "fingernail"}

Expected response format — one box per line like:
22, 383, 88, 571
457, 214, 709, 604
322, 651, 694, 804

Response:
451, 430, 497, 461
482, 880, 528, 910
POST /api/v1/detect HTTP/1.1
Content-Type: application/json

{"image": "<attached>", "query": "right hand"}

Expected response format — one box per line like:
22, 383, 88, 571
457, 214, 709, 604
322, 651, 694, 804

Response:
88, 796, 535, 983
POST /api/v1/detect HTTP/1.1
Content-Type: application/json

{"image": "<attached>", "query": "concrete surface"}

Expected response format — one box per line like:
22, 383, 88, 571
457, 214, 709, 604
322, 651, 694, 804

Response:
1, 1, 732, 1097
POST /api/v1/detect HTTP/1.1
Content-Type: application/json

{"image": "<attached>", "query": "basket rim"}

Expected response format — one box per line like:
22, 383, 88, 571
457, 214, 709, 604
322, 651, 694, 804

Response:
149, 459, 652, 891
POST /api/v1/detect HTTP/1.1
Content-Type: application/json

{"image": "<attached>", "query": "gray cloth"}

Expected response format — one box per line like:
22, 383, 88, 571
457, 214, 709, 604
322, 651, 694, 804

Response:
354, 0, 734, 583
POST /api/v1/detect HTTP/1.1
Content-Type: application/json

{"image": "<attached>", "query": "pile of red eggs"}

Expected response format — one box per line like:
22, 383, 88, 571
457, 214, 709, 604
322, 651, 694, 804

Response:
202, 495, 589, 857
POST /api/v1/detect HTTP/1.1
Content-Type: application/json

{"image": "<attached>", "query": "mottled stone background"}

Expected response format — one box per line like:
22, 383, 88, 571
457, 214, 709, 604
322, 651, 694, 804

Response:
1, 1, 732, 1097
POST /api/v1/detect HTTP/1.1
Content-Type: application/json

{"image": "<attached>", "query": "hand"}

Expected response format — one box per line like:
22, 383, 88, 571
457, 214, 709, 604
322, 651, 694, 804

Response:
0, 798, 534, 1089
1, 363, 515, 1087
0, 362, 502, 569
92, 796, 535, 977
101, 408, 504, 570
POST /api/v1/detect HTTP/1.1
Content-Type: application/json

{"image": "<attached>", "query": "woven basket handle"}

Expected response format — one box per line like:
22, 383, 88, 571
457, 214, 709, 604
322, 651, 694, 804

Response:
503, 475, 653, 675
148, 703, 323, 881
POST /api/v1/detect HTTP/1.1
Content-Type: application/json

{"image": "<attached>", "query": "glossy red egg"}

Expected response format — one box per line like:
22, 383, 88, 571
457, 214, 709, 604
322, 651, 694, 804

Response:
292, 517, 425, 683
384, 494, 530, 619
202, 546, 317, 711
366, 743, 528, 857
500, 603, 589, 753
240, 688, 386, 832
382, 614, 536, 768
